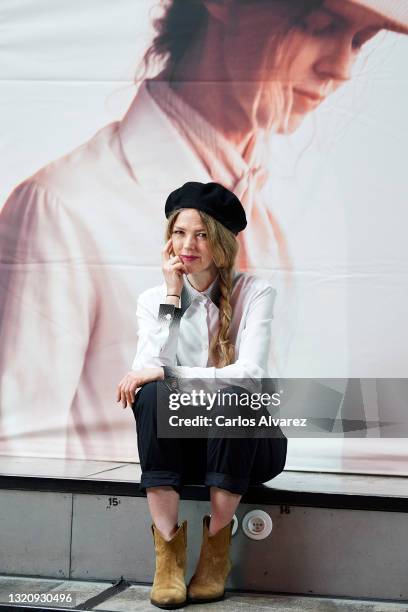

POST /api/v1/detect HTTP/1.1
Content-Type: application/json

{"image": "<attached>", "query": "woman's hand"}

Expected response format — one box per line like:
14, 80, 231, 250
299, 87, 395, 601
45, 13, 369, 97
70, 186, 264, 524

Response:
162, 238, 187, 296
116, 367, 164, 409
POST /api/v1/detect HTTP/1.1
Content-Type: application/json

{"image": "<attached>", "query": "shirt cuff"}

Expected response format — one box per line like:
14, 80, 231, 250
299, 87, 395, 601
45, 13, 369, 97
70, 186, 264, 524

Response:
158, 303, 183, 324
162, 365, 180, 392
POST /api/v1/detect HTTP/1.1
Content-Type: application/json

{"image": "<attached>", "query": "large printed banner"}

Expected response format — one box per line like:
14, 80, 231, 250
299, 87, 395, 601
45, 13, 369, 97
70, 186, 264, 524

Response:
0, 0, 407, 474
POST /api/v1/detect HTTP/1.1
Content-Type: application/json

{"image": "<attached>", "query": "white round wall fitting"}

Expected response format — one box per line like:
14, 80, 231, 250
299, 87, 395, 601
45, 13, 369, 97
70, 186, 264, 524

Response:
241, 510, 273, 540
231, 514, 238, 536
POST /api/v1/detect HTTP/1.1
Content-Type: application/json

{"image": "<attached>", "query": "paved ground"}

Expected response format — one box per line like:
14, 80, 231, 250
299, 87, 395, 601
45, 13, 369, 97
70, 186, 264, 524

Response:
0, 576, 407, 611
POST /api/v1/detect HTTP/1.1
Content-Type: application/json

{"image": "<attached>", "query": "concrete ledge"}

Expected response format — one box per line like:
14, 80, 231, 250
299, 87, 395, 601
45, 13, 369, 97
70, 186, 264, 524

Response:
1, 470, 408, 512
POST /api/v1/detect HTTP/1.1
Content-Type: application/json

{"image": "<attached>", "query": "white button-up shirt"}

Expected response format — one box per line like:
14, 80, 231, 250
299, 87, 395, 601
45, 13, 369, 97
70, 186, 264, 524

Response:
131, 271, 277, 395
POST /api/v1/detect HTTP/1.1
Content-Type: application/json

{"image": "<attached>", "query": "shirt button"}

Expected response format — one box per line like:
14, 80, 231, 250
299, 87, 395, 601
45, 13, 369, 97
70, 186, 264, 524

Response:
171, 381, 178, 389
165, 313, 172, 320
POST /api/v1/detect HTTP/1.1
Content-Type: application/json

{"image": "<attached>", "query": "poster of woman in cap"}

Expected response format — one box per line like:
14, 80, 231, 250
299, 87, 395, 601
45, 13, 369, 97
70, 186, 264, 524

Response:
0, 0, 407, 473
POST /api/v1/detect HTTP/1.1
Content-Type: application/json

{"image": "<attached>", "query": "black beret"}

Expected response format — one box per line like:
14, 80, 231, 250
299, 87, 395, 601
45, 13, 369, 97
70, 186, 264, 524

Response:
165, 181, 247, 235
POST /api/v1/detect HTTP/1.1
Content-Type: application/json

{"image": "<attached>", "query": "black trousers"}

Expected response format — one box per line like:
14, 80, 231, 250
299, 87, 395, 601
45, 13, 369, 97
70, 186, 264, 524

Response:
131, 380, 288, 496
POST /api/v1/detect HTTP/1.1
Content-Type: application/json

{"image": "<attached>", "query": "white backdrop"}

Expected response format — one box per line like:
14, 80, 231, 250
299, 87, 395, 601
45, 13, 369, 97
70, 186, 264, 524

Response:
1, 0, 407, 474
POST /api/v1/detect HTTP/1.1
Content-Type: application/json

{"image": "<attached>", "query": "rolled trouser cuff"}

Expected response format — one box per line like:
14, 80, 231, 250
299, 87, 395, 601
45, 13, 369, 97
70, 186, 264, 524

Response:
205, 471, 250, 495
140, 470, 182, 495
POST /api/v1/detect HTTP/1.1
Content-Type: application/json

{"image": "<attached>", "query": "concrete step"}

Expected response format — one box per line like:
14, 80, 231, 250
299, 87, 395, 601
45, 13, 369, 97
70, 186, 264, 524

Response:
0, 456, 407, 603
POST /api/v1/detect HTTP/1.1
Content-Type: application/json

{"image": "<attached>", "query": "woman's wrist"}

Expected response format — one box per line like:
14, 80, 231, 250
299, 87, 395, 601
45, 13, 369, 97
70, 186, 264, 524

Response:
166, 286, 181, 295
165, 294, 180, 306
165, 286, 181, 306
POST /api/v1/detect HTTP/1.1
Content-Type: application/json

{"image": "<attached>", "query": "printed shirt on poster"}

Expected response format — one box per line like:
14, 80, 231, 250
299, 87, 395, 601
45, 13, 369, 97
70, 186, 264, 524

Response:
0, 79, 279, 460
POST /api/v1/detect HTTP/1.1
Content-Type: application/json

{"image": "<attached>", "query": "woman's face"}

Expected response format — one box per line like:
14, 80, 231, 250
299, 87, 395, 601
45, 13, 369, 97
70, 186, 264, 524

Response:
217, 0, 390, 133
170, 209, 217, 275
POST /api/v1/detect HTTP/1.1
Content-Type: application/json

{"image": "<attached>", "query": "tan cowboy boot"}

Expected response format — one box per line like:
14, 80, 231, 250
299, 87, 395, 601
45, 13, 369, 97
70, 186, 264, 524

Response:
150, 520, 188, 609
187, 514, 234, 604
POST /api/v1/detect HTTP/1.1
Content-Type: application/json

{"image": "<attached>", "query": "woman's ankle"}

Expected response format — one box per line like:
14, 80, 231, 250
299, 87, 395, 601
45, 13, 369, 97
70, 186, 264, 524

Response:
155, 521, 178, 541
208, 517, 230, 537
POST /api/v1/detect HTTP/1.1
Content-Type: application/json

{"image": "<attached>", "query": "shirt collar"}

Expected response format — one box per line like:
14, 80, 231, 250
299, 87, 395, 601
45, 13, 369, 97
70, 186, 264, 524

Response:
145, 79, 268, 190
117, 80, 210, 193
118, 79, 268, 197
180, 273, 222, 314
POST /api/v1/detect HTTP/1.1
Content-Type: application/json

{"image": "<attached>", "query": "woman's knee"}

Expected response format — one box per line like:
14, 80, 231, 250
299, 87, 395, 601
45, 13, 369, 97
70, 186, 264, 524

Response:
135, 380, 160, 402
132, 380, 160, 417
142, 379, 161, 392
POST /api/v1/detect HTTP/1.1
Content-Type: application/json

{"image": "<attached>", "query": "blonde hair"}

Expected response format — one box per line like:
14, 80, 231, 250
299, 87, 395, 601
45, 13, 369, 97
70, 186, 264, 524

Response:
165, 209, 239, 368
